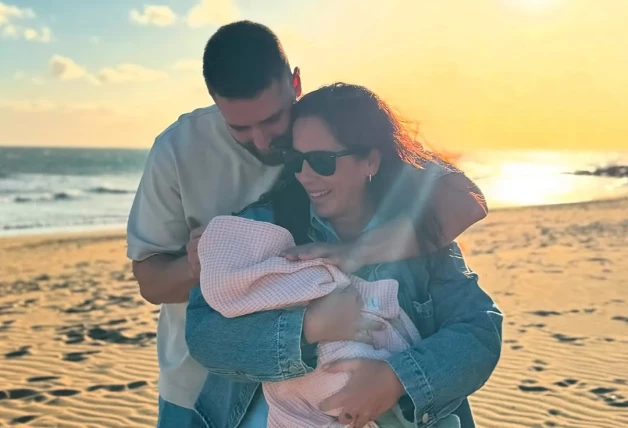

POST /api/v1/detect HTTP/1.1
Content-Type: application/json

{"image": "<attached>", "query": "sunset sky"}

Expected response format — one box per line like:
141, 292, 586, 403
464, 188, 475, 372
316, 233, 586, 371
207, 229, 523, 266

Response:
1, 0, 627, 151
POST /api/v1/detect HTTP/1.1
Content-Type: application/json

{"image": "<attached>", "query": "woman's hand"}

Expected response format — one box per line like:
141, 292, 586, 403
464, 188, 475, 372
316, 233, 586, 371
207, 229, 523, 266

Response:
280, 242, 366, 273
303, 287, 384, 344
319, 358, 406, 428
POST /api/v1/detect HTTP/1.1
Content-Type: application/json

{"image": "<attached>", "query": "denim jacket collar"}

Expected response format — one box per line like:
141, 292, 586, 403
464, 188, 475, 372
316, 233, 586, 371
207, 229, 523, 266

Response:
308, 204, 386, 244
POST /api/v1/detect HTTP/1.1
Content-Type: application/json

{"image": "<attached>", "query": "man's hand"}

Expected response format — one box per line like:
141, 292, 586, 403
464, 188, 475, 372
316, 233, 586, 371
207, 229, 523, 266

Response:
303, 287, 383, 344
186, 226, 205, 281
281, 242, 366, 273
320, 359, 405, 428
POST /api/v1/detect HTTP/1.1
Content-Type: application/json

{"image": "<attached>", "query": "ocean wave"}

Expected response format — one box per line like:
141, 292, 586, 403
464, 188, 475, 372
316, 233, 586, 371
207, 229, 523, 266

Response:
88, 186, 135, 195
13, 191, 82, 203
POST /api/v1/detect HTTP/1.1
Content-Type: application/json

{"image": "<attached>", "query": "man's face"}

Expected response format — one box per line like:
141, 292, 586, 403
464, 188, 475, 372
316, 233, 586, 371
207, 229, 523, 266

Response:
213, 78, 296, 165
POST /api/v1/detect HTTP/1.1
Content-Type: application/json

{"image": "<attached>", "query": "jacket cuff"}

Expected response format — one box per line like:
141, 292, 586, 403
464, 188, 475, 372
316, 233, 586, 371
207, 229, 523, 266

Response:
277, 308, 317, 378
386, 349, 436, 426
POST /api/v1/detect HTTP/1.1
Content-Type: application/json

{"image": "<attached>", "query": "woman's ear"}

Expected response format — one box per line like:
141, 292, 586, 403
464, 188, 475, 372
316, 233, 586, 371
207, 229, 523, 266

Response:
367, 149, 381, 177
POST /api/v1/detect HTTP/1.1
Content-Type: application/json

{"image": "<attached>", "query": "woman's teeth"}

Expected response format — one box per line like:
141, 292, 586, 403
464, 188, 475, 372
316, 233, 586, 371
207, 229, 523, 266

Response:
309, 190, 331, 199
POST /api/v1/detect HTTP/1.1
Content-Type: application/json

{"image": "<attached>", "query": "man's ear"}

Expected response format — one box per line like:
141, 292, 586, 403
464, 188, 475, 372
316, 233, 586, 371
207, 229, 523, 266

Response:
292, 67, 302, 98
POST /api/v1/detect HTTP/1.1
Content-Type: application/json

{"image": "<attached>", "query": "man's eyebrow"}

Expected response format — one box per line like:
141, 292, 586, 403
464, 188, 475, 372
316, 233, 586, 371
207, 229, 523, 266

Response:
228, 107, 287, 130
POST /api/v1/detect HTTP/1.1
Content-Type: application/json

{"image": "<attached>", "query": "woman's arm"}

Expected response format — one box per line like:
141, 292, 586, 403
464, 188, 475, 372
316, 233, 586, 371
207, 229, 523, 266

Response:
185, 285, 317, 383
386, 243, 503, 424
185, 284, 378, 383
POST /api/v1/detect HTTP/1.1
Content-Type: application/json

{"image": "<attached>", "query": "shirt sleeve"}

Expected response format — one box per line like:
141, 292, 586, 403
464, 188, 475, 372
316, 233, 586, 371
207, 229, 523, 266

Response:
126, 138, 189, 261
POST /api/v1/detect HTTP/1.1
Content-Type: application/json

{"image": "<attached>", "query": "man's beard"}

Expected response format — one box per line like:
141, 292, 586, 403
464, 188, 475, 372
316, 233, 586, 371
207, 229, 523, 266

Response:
241, 133, 292, 166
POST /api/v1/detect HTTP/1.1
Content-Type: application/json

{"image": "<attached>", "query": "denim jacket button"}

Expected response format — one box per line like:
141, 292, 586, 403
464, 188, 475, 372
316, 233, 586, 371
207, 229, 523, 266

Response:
421, 413, 429, 424
288, 362, 301, 374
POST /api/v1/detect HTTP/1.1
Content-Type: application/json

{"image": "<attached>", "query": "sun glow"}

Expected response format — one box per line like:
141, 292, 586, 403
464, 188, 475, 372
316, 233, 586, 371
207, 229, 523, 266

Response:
507, 0, 560, 13
483, 162, 575, 207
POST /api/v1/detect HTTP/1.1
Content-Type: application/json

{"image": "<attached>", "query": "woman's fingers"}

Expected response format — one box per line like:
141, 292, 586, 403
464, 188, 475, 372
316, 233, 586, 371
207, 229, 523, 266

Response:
353, 329, 374, 345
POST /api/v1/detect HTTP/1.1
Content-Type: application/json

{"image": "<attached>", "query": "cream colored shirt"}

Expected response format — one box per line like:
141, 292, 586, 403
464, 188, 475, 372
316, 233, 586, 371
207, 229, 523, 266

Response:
126, 105, 282, 409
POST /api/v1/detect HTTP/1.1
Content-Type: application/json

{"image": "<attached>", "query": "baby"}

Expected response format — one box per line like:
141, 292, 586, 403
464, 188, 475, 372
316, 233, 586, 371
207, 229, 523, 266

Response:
198, 216, 459, 428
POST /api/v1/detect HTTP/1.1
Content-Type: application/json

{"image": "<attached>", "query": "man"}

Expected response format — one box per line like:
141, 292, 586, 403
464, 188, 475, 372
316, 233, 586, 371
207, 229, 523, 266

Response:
127, 21, 488, 427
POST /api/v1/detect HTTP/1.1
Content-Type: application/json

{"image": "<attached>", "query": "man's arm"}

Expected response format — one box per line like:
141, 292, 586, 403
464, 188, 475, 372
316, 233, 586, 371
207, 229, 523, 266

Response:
431, 171, 487, 245
356, 171, 487, 264
133, 255, 195, 305
282, 170, 487, 269
127, 138, 194, 304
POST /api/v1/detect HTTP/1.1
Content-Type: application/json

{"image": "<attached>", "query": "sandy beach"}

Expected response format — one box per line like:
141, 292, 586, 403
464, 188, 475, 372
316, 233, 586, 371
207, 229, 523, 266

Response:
1, 198, 626, 427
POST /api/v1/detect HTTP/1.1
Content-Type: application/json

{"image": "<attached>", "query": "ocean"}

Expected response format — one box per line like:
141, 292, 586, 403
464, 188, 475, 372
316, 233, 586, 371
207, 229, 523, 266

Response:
1, 146, 627, 236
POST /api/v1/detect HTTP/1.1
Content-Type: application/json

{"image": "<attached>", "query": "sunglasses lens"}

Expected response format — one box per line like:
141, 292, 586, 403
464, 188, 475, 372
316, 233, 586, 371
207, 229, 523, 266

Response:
282, 150, 303, 174
307, 153, 336, 176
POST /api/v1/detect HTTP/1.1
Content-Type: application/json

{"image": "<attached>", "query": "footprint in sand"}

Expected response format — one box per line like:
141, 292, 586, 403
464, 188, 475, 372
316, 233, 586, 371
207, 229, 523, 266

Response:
4, 345, 31, 359
554, 378, 579, 388
590, 387, 628, 408
4, 389, 39, 399
552, 333, 586, 345
127, 381, 148, 389
518, 384, 552, 393
0, 320, 15, 332
86, 384, 126, 392
530, 310, 562, 317
63, 350, 101, 362
611, 316, 628, 325
49, 389, 81, 397
27, 376, 60, 383
10, 415, 39, 424
522, 323, 546, 328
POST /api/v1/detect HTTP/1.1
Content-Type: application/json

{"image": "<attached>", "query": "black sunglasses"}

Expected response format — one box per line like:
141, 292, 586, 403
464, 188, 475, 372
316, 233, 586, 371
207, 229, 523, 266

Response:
281, 149, 363, 176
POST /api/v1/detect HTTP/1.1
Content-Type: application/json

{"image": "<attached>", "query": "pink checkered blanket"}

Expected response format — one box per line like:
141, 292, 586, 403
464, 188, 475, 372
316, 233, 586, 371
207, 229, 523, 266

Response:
198, 216, 421, 427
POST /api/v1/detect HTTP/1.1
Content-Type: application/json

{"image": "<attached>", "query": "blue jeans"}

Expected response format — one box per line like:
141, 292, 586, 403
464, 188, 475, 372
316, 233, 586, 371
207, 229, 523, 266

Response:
157, 396, 206, 428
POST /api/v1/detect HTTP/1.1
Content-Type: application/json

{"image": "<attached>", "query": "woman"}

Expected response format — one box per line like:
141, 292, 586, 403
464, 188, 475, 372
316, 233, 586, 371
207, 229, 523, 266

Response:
185, 83, 502, 428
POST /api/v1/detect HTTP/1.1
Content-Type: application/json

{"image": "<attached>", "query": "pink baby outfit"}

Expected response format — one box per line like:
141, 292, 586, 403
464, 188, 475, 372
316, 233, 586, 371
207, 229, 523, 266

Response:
198, 216, 421, 428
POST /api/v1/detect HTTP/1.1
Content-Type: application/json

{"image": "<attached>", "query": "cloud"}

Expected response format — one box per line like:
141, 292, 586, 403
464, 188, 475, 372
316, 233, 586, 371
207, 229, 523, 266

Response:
49, 55, 100, 85
5, 25, 52, 42
172, 59, 202, 72
2, 23, 16, 36
0, 2, 35, 26
187, 0, 238, 28
14, 71, 45, 85
130, 5, 177, 27
0, 3, 52, 43
98, 64, 168, 84
48, 55, 169, 86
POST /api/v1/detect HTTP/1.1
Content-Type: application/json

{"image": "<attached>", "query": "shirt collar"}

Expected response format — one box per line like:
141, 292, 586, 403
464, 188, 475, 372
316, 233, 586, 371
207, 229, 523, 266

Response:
309, 204, 385, 243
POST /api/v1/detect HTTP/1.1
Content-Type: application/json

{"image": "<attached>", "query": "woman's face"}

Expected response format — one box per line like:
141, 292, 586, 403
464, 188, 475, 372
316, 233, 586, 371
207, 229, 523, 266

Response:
291, 116, 379, 221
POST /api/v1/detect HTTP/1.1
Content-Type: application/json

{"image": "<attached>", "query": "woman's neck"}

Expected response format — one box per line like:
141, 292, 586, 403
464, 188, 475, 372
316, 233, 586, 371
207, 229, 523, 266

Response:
329, 198, 375, 242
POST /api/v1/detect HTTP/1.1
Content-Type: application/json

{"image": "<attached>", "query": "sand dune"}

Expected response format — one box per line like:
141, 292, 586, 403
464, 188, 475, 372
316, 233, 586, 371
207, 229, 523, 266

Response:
1, 199, 627, 427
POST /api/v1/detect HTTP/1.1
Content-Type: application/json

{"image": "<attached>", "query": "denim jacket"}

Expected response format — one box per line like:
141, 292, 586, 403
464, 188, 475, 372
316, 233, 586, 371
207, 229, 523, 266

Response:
185, 202, 503, 428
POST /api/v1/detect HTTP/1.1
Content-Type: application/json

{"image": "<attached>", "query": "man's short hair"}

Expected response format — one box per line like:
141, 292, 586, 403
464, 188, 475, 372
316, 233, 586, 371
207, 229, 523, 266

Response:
203, 21, 291, 99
